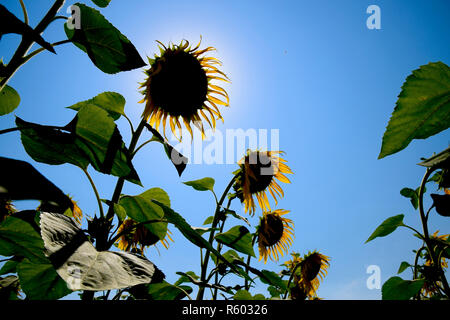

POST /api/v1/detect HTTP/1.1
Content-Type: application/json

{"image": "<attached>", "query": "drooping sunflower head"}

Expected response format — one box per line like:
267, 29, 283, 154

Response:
116, 219, 173, 254
298, 251, 330, 297
233, 150, 292, 215
139, 38, 229, 140
257, 209, 294, 263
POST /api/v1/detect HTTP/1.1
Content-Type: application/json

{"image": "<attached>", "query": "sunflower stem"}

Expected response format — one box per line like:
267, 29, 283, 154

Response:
244, 235, 257, 291
197, 176, 236, 300
82, 167, 104, 219
417, 166, 450, 297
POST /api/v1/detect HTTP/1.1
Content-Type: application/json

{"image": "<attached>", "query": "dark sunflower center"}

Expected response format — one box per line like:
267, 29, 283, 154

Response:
261, 214, 284, 247
149, 49, 208, 117
302, 255, 322, 281
136, 226, 160, 247
246, 152, 275, 193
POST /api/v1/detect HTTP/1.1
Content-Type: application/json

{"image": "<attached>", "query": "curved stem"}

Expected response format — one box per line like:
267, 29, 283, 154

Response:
0, 124, 67, 136
132, 138, 154, 157
23, 39, 72, 62
284, 262, 302, 299
19, 0, 29, 25
418, 166, 450, 297
123, 114, 135, 136
244, 235, 257, 291
82, 168, 104, 218
197, 176, 236, 300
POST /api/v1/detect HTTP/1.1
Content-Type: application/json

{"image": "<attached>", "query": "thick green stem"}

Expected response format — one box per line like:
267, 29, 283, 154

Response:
418, 167, 450, 297
197, 177, 236, 300
82, 168, 104, 218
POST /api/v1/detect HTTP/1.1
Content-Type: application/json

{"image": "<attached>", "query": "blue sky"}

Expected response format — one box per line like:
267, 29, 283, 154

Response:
1, 0, 449, 299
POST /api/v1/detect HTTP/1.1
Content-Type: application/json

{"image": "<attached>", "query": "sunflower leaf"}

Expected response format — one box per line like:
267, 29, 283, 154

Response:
67, 91, 125, 120
397, 261, 412, 274
65, 3, 145, 74
91, 0, 111, 7
183, 177, 215, 192
381, 276, 424, 300
378, 62, 450, 159
215, 225, 255, 257
0, 84, 20, 116
119, 188, 170, 240
365, 214, 405, 243
0, 157, 73, 213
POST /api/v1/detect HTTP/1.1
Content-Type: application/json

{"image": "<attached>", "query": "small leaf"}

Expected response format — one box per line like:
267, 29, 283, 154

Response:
147, 281, 192, 300
174, 271, 199, 286
183, 177, 215, 192
397, 261, 412, 274
382, 276, 424, 300
65, 3, 145, 74
365, 214, 404, 243
17, 259, 71, 300
378, 62, 450, 159
233, 289, 265, 300
67, 91, 125, 120
203, 216, 214, 225
0, 85, 20, 116
215, 225, 256, 257
224, 209, 250, 226
400, 187, 419, 210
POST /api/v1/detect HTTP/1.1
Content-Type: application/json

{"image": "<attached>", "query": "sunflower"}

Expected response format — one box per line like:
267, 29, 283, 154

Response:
116, 219, 173, 254
70, 198, 83, 225
257, 209, 294, 263
233, 150, 292, 215
139, 38, 229, 140
284, 251, 330, 299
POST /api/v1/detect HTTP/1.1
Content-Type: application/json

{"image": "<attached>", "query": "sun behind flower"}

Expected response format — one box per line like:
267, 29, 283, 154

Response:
139, 38, 229, 140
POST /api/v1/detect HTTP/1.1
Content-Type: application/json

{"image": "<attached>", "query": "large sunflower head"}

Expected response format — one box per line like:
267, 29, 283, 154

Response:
116, 219, 173, 254
257, 209, 294, 263
140, 38, 229, 140
233, 150, 292, 215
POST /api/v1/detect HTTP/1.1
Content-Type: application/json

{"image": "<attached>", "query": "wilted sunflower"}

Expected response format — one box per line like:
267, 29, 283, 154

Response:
139, 38, 229, 140
284, 251, 330, 299
299, 251, 330, 297
116, 219, 173, 254
233, 150, 292, 215
257, 209, 294, 263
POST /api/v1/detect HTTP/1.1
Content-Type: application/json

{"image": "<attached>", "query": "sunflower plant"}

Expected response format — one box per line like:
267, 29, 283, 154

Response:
367, 61, 450, 300
0, 1, 330, 301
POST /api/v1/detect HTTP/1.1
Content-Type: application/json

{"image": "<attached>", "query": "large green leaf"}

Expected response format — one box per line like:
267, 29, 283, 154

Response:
67, 91, 125, 120
0, 85, 20, 116
146, 281, 192, 300
215, 225, 255, 257
233, 289, 266, 300
16, 117, 89, 169
75, 104, 141, 185
418, 146, 450, 168
0, 215, 46, 263
183, 177, 215, 192
65, 3, 146, 74
0, 157, 73, 213
382, 276, 424, 300
119, 188, 170, 240
365, 214, 404, 243
379, 62, 450, 159
17, 259, 71, 300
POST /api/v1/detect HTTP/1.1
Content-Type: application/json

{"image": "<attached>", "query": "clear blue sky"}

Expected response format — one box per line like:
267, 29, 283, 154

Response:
1, 0, 449, 299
